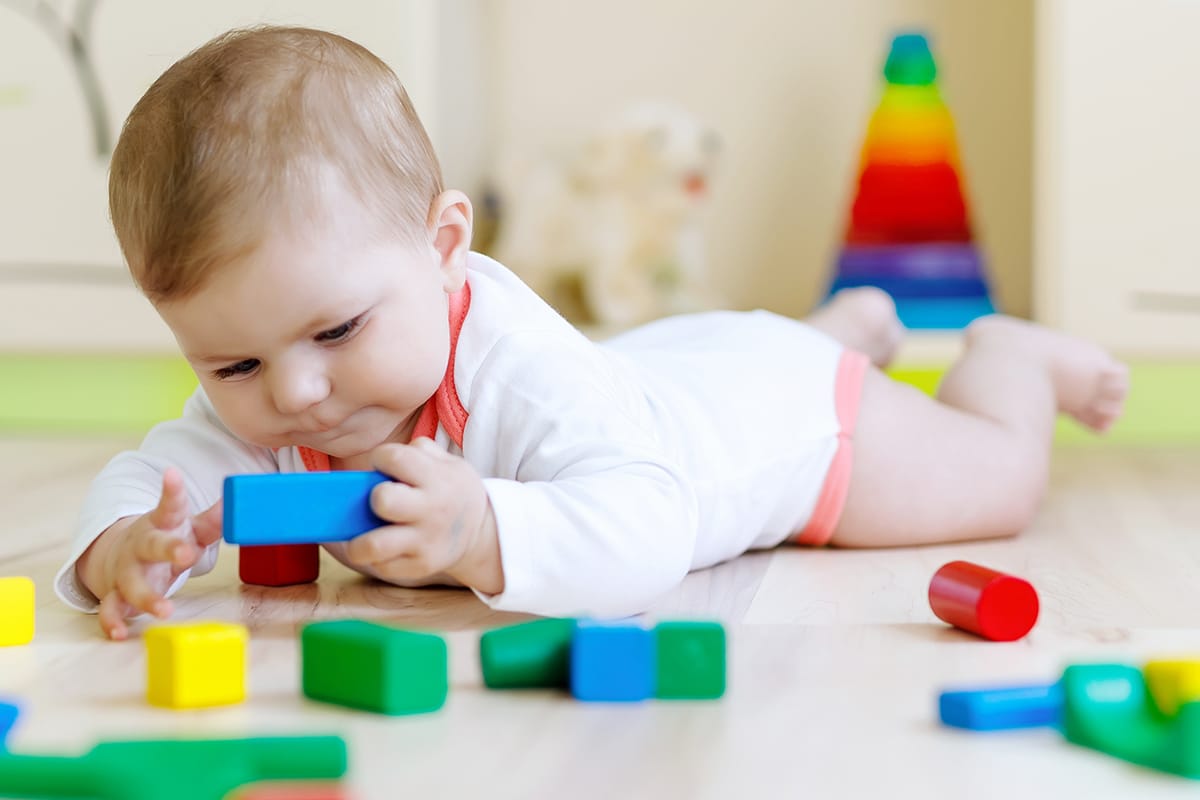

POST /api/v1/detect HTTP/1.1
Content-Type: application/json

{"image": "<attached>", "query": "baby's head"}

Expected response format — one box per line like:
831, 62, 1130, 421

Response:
110, 26, 474, 460
111, 25, 452, 301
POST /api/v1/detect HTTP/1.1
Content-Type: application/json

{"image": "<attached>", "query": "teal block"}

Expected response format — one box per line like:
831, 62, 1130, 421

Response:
1061, 663, 1200, 778
302, 620, 447, 715
480, 618, 576, 689
0, 735, 346, 800
884, 33, 937, 86
894, 296, 996, 330
654, 621, 726, 700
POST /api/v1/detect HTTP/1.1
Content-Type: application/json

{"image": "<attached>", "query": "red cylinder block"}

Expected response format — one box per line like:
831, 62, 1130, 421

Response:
928, 560, 1039, 641
239, 543, 320, 587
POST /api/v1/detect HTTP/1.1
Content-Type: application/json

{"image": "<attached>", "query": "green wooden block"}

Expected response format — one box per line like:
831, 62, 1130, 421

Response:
479, 618, 576, 689
1061, 663, 1200, 778
0, 735, 345, 800
654, 621, 726, 700
302, 620, 447, 715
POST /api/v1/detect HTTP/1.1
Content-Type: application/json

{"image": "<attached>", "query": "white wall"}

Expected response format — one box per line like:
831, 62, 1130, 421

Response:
486, 0, 1034, 318
0, 0, 484, 352
1036, 0, 1200, 356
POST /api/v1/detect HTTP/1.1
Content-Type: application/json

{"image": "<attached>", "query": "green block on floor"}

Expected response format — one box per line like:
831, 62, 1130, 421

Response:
0, 735, 345, 800
654, 621, 726, 700
480, 617, 576, 689
301, 620, 447, 715
1061, 663, 1200, 778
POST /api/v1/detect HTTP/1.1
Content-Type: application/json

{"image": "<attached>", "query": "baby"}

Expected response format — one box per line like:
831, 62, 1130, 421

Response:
57, 26, 1128, 640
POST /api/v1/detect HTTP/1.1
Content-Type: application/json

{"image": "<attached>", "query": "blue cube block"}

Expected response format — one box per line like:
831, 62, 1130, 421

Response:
939, 682, 1063, 731
0, 700, 19, 749
223, 471, 389, 545
570, 622, 655, 702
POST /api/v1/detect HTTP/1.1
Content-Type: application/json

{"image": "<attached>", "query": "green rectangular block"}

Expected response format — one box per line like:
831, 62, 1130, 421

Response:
301, 620, 447, 715
479, 618, 576, 689
654, 621, 726, 700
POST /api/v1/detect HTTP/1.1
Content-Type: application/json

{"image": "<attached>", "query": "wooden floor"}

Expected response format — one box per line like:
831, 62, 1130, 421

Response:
2, 436, 1200, 799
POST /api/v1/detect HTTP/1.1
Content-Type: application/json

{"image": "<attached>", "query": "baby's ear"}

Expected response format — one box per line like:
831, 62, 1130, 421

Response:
428, 190, 474, 291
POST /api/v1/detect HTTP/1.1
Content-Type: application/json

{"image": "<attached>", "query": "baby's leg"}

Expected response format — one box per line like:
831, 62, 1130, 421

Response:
829, 316, 1128, 547
806, 287, 905, 368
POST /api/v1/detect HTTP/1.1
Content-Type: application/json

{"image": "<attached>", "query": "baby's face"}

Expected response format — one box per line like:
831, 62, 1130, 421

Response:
158, 195, 460, 461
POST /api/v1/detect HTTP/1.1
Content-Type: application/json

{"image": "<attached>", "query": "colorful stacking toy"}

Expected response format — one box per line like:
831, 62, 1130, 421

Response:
828, 32, 996, 329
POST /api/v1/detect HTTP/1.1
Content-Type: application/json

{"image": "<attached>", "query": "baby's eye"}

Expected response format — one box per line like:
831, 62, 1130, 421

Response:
212, 359, 260, 380
315, 315, 362, 343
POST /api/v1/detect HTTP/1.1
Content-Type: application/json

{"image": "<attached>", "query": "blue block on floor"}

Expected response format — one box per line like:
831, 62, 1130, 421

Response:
939, 683, 1063, 730
223, 471, 390, 545
570, 622, 655, 702
0, 700, 19, 749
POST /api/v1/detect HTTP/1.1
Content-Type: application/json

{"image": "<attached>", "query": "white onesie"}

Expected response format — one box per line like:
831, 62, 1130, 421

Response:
56, 253, 868, 618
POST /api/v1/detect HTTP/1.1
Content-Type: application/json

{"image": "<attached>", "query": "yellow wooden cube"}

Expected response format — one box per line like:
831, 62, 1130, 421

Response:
1144, 659, 1200, 716
145, 622, 248, 709
0, 577, 34, 646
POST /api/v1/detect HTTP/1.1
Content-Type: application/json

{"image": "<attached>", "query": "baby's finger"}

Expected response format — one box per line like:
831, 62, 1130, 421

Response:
98, 589, 134, 641
369, 481, 424, 524
146, 468, 189, 532
114, 561, 172, 620
191, 499, 224, 547
371, 443, 434, 487
344, 525, 422, 567
132, 526, 189, 566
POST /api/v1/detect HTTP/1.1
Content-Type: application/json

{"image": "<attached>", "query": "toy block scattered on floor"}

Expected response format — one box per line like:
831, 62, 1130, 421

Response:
0, 576, 34, 646
480, 618, 576, 689
654, 621, 726, 699
1060, 662, 1200, 778
145, 621, 248, 709
938, 683, 1062, 731
1143, 659, 1200, 716
224, 471, 389, 545
928, 560, 1039, 641
570, 621, 656, 702
239, 543, 321, 586
0, 735, 346, 800
302, 620, 447, 715
229, 781, 351, 799
0, 700, 18, 749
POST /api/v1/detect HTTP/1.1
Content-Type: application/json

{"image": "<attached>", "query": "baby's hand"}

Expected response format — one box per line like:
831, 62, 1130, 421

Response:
86, 468, 223, 640
332, 438, 503, 594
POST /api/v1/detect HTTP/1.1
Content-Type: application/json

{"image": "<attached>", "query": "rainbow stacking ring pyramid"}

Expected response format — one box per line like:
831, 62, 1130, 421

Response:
827, 33, 996, 329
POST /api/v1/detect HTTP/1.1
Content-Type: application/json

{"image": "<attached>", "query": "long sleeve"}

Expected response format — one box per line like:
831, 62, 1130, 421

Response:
462, 331, 699, 618
55, 389, 278, 612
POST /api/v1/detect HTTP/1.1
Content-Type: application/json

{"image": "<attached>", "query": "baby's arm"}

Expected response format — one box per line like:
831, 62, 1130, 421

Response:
57, 389, 278, 634
463, 333, 699, 617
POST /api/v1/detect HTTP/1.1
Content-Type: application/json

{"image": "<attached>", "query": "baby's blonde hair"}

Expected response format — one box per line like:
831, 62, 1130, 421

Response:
109, 25, 443, 301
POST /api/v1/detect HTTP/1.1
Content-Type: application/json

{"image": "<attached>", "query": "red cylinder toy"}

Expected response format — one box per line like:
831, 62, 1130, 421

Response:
928, 560, 1039, 641
239, 543, 320, 587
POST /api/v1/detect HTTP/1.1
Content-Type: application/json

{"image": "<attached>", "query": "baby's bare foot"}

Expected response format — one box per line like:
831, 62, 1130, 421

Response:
808, 287, 905, 368
966, 316, 1129, 431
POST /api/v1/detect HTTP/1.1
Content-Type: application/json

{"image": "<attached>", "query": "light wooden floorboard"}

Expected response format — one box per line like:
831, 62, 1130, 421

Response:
1, 437, 1199, 798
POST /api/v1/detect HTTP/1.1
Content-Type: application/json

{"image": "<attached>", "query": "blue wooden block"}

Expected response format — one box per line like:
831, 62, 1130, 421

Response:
0, 700, 19, 749
570, 621, 655, 702
223, 471, 389, 545
939, 683, 1063, 731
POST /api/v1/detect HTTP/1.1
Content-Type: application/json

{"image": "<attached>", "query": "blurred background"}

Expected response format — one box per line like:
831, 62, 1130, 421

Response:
0, 0, 1196, 433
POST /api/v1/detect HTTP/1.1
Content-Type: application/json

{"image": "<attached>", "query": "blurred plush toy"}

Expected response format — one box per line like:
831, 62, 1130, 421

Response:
489, 103, 720, 327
